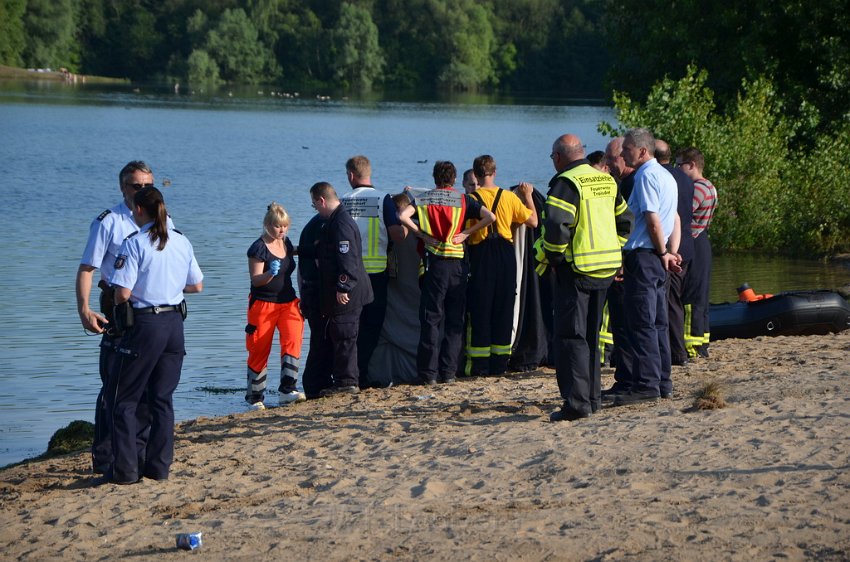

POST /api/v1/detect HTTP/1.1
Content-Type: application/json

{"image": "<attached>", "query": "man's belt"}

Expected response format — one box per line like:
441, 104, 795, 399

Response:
134, 305, 180, 315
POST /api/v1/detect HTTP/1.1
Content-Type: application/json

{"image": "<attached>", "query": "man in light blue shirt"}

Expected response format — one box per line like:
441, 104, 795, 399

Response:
613, 128, 682, 406
76, 161, 156, 474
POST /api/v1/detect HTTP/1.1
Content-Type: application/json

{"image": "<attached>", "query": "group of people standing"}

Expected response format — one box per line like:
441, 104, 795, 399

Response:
77, 129, 717, 482
564, 130, 718, 420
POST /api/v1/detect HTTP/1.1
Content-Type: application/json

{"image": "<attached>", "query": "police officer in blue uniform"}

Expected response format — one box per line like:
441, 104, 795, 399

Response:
310, 181, 374, 396
76, 160, 159, 474
107, 186, 203, 484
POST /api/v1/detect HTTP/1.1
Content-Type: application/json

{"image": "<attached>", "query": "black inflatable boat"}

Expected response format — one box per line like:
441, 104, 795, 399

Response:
709, 290, 850, 340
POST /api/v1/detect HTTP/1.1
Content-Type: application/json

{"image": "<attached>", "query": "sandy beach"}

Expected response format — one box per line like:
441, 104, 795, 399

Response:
2, 332, 849, 561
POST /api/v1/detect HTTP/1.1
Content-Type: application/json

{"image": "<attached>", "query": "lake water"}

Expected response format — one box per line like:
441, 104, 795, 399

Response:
1, 83, 849, 467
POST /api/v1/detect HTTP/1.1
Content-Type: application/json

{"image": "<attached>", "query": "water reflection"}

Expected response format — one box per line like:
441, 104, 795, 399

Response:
711, 253, 850, 302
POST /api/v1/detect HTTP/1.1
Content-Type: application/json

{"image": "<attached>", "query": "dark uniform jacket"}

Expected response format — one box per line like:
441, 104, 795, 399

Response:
662, 163, 695, 263
297, 213, 327, 318
317, 205, 374, 317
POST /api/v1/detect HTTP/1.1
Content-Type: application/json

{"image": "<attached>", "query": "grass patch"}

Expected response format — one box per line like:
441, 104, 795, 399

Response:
693, 381, 727, 410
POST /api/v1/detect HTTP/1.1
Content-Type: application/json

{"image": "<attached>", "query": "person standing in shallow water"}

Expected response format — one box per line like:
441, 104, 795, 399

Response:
244, 203, 306, 410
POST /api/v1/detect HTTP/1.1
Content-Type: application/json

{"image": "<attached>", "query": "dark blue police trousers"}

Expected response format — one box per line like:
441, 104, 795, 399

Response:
108, 312, 184, 483
621, 250, 672, 396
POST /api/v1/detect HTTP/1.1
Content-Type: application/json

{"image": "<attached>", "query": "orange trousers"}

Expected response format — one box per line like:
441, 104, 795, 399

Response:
246, 298, 304, 374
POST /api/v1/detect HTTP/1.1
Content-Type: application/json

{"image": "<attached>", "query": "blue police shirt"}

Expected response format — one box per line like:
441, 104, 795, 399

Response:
623, 158, 678, 251
80, 202, 175, 282
109, 223, 203, 308
80, 202, 139, 282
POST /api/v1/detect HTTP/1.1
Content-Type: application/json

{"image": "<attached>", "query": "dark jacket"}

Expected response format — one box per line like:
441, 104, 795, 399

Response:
662, 163, 695, 263
297, 213, 327, 317
317, 205, 374, 316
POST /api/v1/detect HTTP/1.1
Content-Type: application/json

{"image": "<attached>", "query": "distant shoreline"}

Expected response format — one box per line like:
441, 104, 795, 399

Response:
0, 64, 127, 85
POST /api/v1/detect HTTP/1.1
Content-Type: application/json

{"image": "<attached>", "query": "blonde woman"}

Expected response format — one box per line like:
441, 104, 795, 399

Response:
245, 202, 305, 409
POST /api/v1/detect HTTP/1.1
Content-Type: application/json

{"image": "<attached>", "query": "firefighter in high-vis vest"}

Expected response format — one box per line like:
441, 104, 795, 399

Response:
535, 134, 633, 422
340, 155, 405, 388
464, 154, 538, 377
398, 161, 495, 385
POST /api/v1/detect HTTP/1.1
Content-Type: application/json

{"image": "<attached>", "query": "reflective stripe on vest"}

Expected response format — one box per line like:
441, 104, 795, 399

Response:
559, 165, 623, 278
341, 188, 389, 273
416, 188, 466, 258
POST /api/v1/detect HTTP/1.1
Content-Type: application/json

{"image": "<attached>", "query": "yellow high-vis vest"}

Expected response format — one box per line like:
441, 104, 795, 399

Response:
559, 164, 624, 278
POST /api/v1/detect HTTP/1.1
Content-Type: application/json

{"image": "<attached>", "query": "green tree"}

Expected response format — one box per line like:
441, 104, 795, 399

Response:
790, 120, 850, 255
280, 8, 328, 84
187, 48, 222, 86
439, 0, 497, 90
0, 0, 27, 66
114, 7, 163, 79
602, 0, 850, 141
22, 0, 80, 70
488, 0, 608, 97
332, 3, 384, 91
373, 0, 444, 89
205, 8, 269, 83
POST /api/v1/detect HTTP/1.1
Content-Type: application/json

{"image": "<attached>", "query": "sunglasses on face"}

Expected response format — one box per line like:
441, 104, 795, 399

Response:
129, 183, 155, 190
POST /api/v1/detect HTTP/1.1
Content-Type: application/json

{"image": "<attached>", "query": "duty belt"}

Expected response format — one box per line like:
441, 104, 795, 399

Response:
134, 305, 180, 315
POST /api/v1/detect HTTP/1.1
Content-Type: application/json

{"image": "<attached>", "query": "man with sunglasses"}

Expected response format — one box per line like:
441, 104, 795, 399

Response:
76, 160, 162, 475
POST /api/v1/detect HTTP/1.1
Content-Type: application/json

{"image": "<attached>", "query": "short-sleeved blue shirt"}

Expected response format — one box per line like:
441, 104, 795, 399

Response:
624, 158, 678, 251
109, 223, 203, 308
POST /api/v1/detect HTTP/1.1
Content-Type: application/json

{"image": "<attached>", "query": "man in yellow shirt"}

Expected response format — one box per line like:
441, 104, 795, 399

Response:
465, 154, 538, 376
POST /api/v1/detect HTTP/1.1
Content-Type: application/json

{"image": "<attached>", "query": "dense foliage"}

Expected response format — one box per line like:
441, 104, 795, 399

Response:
601, 67, 850, 256
0, 0, 609, 97
603, 0, 850, 143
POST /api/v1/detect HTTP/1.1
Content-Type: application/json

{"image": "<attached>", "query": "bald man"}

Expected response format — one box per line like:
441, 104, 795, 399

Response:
601, 136, 638, 399
536, 134, 633, 422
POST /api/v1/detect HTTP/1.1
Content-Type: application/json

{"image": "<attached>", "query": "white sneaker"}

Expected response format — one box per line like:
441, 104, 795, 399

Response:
279, 391, 306, 405
248, 401, 266, 411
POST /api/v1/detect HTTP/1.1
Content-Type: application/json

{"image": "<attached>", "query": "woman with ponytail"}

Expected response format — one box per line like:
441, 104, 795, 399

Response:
107, 186, 203, 484
244, 202, 305, 409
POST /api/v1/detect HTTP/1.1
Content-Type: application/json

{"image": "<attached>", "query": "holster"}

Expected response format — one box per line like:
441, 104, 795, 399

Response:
98, 280, 115, 323
112, 301, 135, 337
178, 299, 188, 320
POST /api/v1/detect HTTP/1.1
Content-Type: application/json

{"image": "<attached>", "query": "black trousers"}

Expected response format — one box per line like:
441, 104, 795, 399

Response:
93, 334, 119, 471
358, 271, 389, 388
108, 312, 183, 482
553, 264, 612, 415
301, 306, 332, 399
667, 260, 690, 365
606, 279, 633, 392
684, 232, 712, 356
313, 311, 362, 389
418, 256, 467, 382
466, 238, 517, 375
